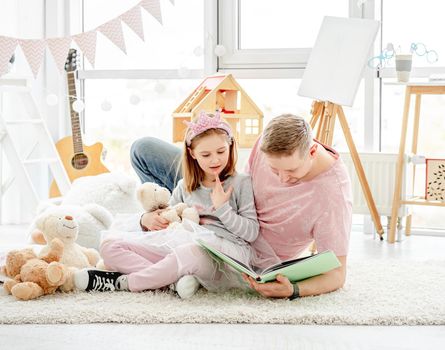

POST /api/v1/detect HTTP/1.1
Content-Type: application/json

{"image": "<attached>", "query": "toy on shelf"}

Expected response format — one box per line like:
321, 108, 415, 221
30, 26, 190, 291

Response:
172, 74, 263, 148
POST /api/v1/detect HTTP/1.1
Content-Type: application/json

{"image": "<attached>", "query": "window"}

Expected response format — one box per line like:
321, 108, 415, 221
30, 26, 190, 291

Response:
76, 0, 205, 176
0, 0, 45, 75
218, 0, 350, 71
81, 0, 204, 70
382, 0, 445, 67
217, 0, 373, 151
380, 0, 445, 231
244, 119, 259, 135
76, 0, 444, 234
239, 0, 348, 49
83, 79, 201, 174
79, 0, 368, 172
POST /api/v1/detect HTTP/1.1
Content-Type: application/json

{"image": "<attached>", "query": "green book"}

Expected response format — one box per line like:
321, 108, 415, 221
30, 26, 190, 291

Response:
197, 239, 341, 283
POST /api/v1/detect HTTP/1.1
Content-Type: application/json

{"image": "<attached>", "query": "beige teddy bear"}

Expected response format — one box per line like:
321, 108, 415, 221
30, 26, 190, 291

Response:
137, 182, 200, 228
2, 239, 69, 301
30, 203, 113, 250
34, 212, 101, 291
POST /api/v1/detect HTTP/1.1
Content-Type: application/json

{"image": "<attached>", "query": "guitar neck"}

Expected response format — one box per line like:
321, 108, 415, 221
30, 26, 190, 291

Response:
67, 71, 83, 154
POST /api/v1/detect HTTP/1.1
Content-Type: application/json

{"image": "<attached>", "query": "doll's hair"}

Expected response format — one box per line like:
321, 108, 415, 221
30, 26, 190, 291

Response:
260, 114, 312, 158
182, 128, 237, 193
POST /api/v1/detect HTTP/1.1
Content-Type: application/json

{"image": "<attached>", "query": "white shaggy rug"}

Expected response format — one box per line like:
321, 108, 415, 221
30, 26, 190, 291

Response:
1, 260, 444, 326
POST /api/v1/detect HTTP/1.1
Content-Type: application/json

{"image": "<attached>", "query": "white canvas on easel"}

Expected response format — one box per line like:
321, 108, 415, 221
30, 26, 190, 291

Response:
298, 16, 379, 106
297, 16, 385, 238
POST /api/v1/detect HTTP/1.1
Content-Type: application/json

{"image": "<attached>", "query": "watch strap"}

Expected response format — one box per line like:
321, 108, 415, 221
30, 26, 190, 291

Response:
289, 282, 300, 300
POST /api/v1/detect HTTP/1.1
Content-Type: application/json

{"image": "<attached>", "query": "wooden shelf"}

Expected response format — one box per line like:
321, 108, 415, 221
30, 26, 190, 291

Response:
401, 196, 445, 207
389, 83, 445, 242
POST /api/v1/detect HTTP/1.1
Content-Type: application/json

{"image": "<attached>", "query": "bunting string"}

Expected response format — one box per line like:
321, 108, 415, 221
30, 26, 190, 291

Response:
0, 0, 166, 78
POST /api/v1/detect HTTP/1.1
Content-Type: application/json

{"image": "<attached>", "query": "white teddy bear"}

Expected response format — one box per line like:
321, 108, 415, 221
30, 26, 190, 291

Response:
30, 203, 113, 250
61, 172, 143, 216
35, 212, 100, 292
137, 182, 200, 228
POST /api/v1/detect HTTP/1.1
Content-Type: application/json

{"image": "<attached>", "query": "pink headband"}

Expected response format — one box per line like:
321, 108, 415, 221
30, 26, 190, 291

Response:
184, 111, 233, 146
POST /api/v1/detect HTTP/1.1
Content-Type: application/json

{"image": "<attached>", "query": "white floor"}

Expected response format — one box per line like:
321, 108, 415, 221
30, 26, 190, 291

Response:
1, 225, 445, 350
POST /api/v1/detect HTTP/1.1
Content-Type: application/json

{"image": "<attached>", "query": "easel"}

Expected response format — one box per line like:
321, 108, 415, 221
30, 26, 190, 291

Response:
310, 100, 384, 239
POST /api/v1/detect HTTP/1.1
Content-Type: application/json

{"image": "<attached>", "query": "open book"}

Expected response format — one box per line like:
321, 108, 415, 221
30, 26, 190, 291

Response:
197, 239, 341, 283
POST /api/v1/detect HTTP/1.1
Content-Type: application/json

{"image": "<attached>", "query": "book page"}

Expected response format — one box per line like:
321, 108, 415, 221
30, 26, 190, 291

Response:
197, 239, 257, 278
261, 255, 314, 274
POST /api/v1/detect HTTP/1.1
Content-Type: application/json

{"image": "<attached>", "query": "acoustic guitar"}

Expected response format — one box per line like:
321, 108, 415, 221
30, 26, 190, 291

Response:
49, 49, 109, 198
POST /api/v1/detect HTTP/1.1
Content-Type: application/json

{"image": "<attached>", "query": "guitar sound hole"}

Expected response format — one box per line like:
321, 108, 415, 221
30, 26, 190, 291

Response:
71, 153, 89, 170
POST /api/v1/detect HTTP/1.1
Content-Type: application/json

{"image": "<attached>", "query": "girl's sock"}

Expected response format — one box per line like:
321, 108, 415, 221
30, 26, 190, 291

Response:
171, 275, 200, 299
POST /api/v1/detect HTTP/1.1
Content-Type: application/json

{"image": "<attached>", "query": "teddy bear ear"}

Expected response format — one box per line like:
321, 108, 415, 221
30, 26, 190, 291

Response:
115, 172, 138, 195
34, 212, 49, 231
137, 182, 156, 201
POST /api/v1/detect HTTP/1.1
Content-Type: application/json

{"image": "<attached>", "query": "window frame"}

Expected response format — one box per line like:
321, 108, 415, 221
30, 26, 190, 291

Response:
76, 0, 213, 80
72, 0, 378, 151
376, 0, 445, 150
217, 0, 310, 71
217, 0, 363, 78
216, 0, 380, 152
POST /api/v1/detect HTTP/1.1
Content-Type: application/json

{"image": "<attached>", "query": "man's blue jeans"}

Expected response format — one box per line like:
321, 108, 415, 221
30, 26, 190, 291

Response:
130, 137, 182, 192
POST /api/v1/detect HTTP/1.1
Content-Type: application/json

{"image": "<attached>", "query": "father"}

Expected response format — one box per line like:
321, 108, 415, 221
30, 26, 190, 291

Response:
132, 114, 352, 299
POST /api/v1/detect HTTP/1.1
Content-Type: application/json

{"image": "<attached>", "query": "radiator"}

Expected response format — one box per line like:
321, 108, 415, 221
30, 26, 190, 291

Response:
339, 152, 412, 217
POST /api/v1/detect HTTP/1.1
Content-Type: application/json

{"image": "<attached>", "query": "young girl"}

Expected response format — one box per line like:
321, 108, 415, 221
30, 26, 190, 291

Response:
74, 111, 259, 298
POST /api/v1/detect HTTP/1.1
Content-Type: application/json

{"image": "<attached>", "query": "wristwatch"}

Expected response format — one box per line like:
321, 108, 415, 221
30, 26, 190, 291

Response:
289, 282, 300, 300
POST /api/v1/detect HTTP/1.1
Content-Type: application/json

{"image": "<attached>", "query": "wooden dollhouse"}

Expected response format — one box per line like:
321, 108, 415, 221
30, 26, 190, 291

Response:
172, 74, 263, 148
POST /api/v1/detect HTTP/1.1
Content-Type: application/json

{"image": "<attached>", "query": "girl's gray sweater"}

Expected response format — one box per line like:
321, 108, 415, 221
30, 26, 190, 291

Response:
169, 173, 259, 245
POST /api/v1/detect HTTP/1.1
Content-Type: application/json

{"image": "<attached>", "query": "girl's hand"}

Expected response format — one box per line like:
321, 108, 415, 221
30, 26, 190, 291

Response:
141, 209, 169, 231
210, 173, 233, 209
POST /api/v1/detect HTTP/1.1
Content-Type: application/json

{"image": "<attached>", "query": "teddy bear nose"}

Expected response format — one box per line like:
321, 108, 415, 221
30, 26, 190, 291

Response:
65, 215, 73, 220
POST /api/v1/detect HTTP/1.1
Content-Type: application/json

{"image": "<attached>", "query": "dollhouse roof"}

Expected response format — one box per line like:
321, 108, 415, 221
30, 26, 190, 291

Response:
173, 74, 263, 116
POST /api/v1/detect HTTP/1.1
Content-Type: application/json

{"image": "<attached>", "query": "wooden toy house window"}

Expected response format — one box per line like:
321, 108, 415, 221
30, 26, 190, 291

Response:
245, 119, 259, 135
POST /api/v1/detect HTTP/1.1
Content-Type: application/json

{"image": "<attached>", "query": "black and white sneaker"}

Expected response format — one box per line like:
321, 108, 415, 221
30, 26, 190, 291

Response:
74, 269, 127, 292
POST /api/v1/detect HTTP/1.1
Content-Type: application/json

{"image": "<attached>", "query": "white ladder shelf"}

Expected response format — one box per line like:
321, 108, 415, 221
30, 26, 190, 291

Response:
0, 77, 70, 222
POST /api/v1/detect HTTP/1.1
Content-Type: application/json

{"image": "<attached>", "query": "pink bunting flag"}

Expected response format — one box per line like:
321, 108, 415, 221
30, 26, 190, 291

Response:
140, 0, 163, 25
98, 18, 127, 54
47, 37, 72, 74
0, 36, 18, 76
19, 39, 46, 78
73, 31, 97, 68
121, 5, 145, 41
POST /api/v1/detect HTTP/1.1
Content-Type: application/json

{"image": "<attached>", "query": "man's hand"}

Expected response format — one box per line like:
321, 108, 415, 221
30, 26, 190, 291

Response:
242, 274, 293, 298
210, 173, 233, 209
141, 209, 169, 231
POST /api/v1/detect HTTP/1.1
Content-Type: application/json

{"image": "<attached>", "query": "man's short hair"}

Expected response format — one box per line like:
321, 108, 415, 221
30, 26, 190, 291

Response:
260, 114, 312, 157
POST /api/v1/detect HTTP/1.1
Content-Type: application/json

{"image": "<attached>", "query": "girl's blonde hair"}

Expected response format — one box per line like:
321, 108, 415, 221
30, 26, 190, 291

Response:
260, 114, 312, 158
182, 128, 237, 193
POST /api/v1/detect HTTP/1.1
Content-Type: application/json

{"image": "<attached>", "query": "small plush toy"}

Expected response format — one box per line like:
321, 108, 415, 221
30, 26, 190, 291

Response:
2, 238, 69, 301
137, 182, 200, 228
30, 203, 113, 250
34, 212, 101, 292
